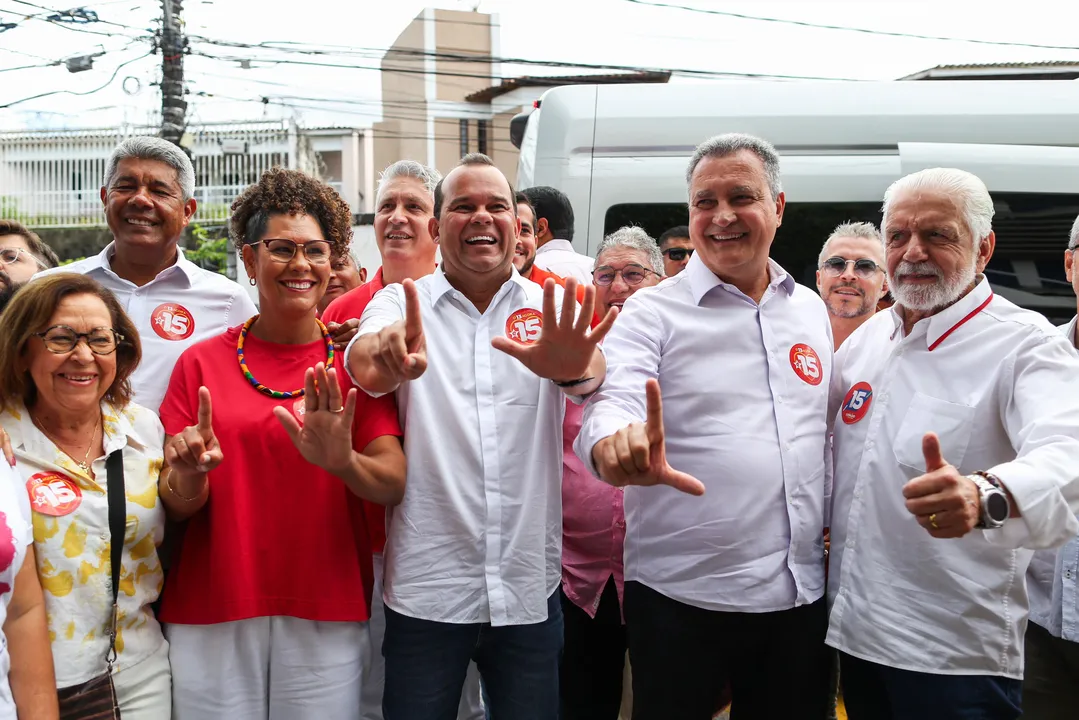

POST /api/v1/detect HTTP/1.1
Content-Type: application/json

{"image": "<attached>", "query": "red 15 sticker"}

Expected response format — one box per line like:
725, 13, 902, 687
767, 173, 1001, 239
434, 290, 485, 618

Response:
506, 308, 542, 345
27, 472, 83, 516
789, 344, 823, 386
151, 303, 195, 341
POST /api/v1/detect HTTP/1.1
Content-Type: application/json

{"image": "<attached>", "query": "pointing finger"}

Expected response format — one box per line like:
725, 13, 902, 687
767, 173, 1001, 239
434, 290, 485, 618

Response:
662, 468, 706, 496
403, 279, 424, 347
196, 386, 213, 437
644, 378, 665, 447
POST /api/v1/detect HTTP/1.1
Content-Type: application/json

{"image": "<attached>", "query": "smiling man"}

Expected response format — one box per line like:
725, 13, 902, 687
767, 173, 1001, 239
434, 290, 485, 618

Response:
318, 247, 366, 315
576, 133, 834, 719
815, 222, 889, 349
346, 153, 612, 720
34, 136, 256, 412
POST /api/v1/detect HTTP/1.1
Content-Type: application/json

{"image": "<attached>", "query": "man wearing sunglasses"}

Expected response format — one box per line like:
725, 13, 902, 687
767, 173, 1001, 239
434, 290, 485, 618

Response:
0, 220, 59, 313
657, 225, 693, 278
815, 222, 889, 349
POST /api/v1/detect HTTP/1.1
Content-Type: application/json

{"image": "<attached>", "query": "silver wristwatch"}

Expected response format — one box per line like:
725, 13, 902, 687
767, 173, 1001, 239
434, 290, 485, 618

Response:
968, 471, 1009, 529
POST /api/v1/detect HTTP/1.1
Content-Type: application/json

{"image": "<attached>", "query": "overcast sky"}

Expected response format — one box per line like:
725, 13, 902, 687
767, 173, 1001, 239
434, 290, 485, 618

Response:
1, 0, 1078, 131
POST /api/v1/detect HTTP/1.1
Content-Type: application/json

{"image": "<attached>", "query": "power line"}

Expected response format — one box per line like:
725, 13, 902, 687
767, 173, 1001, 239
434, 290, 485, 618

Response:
0, 60, 59, 72
0, 50, 152, 108
620, 0, 1079, 52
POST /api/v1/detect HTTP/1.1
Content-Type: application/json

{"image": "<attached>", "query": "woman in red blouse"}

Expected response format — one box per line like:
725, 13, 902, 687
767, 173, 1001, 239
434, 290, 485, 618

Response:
157, 169, 406, 719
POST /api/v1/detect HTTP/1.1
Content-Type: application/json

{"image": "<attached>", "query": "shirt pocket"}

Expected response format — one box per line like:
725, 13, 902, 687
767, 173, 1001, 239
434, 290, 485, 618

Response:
892, 392, 975, 472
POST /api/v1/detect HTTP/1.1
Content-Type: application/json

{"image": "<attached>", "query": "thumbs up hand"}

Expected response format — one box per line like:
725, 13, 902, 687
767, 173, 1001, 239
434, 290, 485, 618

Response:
901, 432, 981, 538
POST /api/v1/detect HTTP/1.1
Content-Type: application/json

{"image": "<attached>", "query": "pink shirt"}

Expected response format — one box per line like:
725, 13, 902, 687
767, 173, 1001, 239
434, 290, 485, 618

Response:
561, 399, 625, 619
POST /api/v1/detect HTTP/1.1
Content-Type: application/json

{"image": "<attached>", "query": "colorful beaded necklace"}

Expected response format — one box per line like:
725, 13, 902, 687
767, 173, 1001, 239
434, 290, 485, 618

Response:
236, 315, 335, 399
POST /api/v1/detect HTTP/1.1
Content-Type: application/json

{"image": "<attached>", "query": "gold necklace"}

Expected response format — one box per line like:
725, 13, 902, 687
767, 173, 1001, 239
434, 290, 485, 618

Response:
31, 414, 100, 474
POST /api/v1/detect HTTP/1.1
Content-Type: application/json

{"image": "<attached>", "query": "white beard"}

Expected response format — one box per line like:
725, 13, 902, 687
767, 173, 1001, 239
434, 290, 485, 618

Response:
889, 260, 977, 312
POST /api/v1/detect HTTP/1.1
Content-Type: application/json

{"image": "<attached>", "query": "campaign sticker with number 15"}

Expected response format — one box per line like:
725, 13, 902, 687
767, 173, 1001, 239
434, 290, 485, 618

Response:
505, 308, 543, 345
26, 472, 83, 516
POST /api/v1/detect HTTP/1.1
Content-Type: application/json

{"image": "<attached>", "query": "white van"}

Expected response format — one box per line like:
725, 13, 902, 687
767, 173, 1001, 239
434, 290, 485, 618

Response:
512, 81, 1079, 320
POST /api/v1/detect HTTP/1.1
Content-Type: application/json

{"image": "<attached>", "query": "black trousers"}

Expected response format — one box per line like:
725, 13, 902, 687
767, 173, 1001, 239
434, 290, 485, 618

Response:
1022, 621, 1079, 720
560, 577, 627, 720
624, 581, 829, 720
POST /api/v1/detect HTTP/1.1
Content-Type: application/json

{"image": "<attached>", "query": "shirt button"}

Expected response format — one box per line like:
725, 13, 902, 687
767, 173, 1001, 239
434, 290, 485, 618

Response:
777, 396, 784, 403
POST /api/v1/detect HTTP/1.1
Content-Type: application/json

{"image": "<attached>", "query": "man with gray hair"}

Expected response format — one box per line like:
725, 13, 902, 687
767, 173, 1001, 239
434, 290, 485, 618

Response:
560, 225, 662, 720
828, 169, 1079, 719
35, 135, 256, 412
576, 133, 834, 718
816, 221, 889, 349
1022, 211, 1079, 719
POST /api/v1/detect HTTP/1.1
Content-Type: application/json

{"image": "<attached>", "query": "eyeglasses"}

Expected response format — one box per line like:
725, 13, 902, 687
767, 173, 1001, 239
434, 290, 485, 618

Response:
820, 257, 882, 279
33, 326, 124, 355
662, 247, 694, 262
0, 246, 46, 269
256, 238, 333, 265
593, 263, 659, 286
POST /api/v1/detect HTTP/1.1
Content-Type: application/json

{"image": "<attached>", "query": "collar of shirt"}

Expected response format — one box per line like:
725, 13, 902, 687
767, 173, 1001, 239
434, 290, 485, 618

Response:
685, 253, 795, 307
90, 242, 197, 290
886, 276, 994, 350
536, 238, 575, 255
1061, 315, 1078, 348
427, 266, 532, 309
4, 400, 147, 478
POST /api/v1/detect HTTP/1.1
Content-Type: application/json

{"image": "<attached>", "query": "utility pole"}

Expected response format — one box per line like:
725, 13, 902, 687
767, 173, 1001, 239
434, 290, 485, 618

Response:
159, 0, 187, 151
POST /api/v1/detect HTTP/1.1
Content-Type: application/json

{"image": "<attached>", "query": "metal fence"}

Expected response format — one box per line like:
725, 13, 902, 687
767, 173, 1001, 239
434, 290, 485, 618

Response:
0, 121, 327, 228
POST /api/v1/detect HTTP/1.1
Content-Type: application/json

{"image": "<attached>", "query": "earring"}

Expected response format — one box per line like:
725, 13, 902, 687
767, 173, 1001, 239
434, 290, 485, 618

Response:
249, 278, 256, 286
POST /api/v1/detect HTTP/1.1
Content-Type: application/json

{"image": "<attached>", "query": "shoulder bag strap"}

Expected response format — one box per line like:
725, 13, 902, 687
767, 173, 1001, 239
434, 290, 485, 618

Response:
104, 449, 125, 670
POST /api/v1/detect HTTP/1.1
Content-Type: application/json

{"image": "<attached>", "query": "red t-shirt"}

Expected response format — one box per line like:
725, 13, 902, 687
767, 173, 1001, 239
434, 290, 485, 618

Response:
321, 268, 390, 554
157, 324, 401, 625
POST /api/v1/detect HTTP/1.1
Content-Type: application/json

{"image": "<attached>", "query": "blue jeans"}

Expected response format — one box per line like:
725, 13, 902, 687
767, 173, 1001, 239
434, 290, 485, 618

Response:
382, 592, 563, 720
840, 652, 1022, 720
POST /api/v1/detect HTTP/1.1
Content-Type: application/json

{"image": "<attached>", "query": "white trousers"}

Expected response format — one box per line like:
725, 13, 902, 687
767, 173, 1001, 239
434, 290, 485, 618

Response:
167, 616, 370, 720
112, 637, 172, 719
362, 552, 485, 720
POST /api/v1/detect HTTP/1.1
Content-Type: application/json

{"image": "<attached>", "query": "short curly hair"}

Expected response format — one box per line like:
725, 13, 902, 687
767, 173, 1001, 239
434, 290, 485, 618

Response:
229, 167, 353, 257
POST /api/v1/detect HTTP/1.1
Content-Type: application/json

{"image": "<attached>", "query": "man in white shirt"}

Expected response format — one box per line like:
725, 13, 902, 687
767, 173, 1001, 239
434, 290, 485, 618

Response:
346, 153, 613, 720
524, 186, 594, 284
35, 136, 257, 412
828, 169, 1079, 720
816, 222, 889, 349
576, 133, 834, 719
1022, 212, 1079, 719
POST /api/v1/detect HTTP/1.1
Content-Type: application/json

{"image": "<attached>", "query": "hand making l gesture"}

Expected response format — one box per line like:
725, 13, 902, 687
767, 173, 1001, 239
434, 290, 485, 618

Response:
591, 379, 705, 496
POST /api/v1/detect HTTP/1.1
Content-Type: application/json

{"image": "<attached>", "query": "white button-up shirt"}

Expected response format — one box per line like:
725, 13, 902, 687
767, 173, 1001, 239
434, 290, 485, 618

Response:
1028, 315, 1079, 644
36, 243, 257, 413
534, 239, 594, 285
827, 278, 1079, 679
349, 268, 567, 626
575, 254, 833, 613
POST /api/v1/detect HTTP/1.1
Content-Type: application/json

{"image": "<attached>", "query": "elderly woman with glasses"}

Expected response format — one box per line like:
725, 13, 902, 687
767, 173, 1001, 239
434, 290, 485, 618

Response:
157, 168, 406, 719
0, 273, 171, 718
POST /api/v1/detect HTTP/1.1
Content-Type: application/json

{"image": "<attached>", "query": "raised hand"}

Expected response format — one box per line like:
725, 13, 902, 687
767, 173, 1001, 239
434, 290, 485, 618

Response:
164, 386, 223, 479
491, 278, 616, 382
326, 318, 360, 352
591, 379, 705, 496
902, 432, 981, 538
274, 362, 357, 475
369, 279, 427, 385
1, 427, 13, 467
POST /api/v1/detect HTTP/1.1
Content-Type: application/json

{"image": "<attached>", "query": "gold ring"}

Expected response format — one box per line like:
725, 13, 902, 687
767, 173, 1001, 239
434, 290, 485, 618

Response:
930, 513, 939, 529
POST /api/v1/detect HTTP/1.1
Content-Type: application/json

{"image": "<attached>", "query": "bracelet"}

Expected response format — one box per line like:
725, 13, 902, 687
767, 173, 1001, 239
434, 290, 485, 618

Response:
166, 470, 201, 502
554, 376, 595, 388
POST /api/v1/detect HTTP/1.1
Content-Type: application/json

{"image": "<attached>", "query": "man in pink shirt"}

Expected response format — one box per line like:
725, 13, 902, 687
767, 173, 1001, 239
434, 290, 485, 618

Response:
561, 226, 663, 719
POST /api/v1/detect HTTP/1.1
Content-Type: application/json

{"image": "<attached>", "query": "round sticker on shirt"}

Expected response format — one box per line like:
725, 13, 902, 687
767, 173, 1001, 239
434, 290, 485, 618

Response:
26, 472, 83, 517
505, 308, 543, 345
789, 344, 823, 386
151, 303, 195, 341
841, 382, 874, 425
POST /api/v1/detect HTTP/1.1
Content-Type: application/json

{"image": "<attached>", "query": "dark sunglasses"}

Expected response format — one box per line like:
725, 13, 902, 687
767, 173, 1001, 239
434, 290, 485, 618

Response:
820, 257, 882, 279
662, 247, 694, 262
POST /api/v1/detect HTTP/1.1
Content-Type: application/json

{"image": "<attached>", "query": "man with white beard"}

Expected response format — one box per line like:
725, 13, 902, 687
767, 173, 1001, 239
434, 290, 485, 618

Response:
826, 168, 1079, 719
